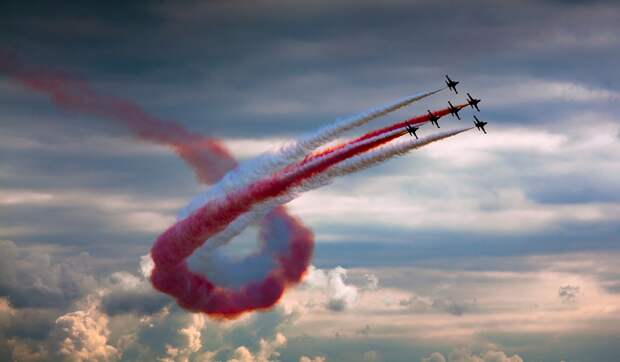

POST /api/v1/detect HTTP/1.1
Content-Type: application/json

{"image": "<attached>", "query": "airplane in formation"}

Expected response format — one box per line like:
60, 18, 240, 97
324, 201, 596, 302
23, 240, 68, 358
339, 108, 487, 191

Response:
402, 76, 489, 138
405, 124, 419, 139
447, 101, 461, 120
473, 115, 488, 134
427, 110, 441, 128
467, 93, 481, 111
445, 75, 459, 94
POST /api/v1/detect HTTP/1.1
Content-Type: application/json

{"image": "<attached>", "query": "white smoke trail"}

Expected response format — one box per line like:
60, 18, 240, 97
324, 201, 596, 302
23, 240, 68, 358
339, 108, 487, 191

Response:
236, 88, 444, 184
326, 127, 473, 177
189, 127, 471, 273
191, 128, 406, 255
271, 88, 444, 168
178, 88, 444, 219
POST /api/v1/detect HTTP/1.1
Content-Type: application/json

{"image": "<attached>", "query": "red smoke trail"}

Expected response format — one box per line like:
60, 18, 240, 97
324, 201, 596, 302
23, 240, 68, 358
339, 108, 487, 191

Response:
150, 130, 406, 317
303, 104, 468, 165
3, 54, 452, 319
0, 52, 236, 184
1, 52, 316, 318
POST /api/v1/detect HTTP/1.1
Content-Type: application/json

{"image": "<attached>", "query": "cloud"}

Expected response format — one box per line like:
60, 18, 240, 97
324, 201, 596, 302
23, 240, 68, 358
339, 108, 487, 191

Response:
476, 77, 620, 107
0, 297, 15, 326
558, 285, 581, 304
422, 349, 524, 362
0, 240, 97, 308
54, 296, 120, 362
399, 294, 478, 316
3, 0, 620, 360
446, 349, 523, 362
159, 313, 206, 362
112, 299, 296, 361
139, 254, 155, 279
421, 353, 446, 362
355, 324, 371, 336
100, 271, 170, 316
0, 127, 169, 157
228, 333, 287, 362
177, 314, 206, 356
230, 346, 255, 362
363, 273, 379, 291
431, 298, 478, 317
363, 350, 379, 361
303, 266, 359, 312
299, 356, 327, 362
0, 189, 182, 236
4, 338, 48, 362
287, 119, 620, 240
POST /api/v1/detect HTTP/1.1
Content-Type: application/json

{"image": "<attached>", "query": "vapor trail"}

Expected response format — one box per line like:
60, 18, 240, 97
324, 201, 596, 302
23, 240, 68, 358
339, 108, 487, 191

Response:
194, 111, 469, 250
231, 88, 443, 185
0, 53, 315, 317
278, 88, 444, 162
179, 88, 445, 217
191, 127, 472, 266
151, 129, 409, 316
0, 52, 237, 184
327, 127, 473, 177
192, 127, 409, 254
2, 53, 475, 318
302, 104, 468, 166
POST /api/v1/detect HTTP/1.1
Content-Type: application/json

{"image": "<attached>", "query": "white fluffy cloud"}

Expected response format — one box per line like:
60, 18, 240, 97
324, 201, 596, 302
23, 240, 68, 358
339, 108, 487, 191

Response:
55, 296, 120, 362
228, 333, 287, 362
159, 314, 206, 362
303, 266, 359, 311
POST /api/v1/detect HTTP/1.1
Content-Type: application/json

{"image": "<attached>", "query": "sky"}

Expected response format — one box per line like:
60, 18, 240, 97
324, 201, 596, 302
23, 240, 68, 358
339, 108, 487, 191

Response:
1, 0, 620, 361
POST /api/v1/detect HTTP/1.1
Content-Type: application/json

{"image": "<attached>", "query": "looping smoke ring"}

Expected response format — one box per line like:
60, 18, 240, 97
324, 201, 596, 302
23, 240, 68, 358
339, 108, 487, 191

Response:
0, 56, 469, 320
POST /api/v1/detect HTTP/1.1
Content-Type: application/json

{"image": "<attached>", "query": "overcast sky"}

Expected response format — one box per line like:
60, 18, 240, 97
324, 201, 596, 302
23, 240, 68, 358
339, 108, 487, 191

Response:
1, 1, 620, 361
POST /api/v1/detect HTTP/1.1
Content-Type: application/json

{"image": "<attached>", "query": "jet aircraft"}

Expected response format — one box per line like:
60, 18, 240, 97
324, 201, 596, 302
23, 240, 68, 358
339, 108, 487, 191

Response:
467, 93, 481, 111
473, 115, 488, 134
405, 124, 419, 139
427, 110, 441, 128
445, 75, 460, 94
448, 101, 461, 120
